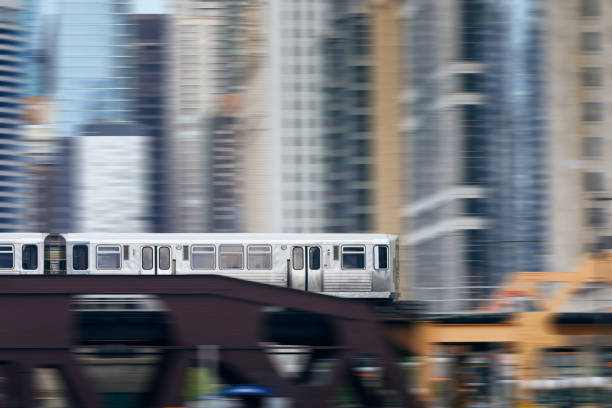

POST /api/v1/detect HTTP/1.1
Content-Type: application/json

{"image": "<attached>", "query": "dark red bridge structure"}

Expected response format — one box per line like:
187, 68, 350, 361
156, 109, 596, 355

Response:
0, 275, 417, 408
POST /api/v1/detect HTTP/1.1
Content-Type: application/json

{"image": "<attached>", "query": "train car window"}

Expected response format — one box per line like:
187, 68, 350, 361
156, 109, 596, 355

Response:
73, 245, 88, 270
123, 245, 129, 261
375, 245, 389, 269
191, 245, 215, 269
159, 247, 171, 270
309, 247, 321, 270
183, 246, 189, 261
96, 245, 121, 270
219, 245, 243, 269
248, 245, 272, 270
142, 247, 153, 270
0, 245, 13, 269
22, 245, 38, 270
292, 247, 304, 270
342, 246, 365, 269
333, 245, 339, 261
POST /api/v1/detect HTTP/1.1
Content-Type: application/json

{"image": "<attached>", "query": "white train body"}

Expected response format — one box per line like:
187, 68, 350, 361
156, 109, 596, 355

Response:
0, 233, 399, 299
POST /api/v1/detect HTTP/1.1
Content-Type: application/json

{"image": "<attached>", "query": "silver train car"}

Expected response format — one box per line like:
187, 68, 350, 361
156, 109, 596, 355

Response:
0, 233, 399, 299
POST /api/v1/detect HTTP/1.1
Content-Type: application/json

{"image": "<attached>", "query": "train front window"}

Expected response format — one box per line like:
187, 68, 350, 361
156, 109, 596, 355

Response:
142, 247, 153, 270
342, 246, 365, 269
219, 245, 243, 269
0, 245, 13, 269
96, 245, 121, 270
73, 245, 88, 270
309, 247, 321, 270
22, 245, 38, 270
375, 245, 388, 269
191, 246, 215, 269
248, 245, 272, 270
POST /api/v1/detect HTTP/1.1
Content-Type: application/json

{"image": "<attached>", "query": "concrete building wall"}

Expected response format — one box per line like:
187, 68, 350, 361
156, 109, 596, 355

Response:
370, 0, 402, 236
548, 0, 611, 272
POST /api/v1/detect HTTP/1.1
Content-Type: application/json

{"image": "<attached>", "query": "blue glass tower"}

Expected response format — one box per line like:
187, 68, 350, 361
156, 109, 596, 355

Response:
0, 1, 28, 231
54, 0, 133, 137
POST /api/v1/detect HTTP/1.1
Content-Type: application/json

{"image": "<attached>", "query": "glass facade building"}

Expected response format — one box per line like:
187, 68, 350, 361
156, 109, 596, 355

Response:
0, 0, 28, 231
54, 0, 133, 138
403, 0, 547, 312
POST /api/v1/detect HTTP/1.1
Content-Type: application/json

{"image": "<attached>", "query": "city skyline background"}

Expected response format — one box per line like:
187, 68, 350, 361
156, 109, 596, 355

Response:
1, 0, 610, 312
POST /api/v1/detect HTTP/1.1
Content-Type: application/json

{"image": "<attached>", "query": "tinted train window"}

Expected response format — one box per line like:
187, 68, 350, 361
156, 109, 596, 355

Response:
219, 245, 243, 269
159, 247, 171, 270
0, 245, 13, 269
248, 245, 272, 270
22, 245, 37, 270
142, 247, 153, 270
292, 247, 303, 270
97, 245, 121, 270
309, 247, 320, 269
191, 246, 215, 269
375, 245, 388, 269
73, 245, 88, 270
342, 246, 365, 269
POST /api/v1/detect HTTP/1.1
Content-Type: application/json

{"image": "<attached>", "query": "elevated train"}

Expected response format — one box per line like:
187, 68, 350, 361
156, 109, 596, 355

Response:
0, 233, 399, 299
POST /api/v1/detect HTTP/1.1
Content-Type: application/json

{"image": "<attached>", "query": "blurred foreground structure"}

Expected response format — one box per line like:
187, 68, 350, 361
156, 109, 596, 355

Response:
386, 252, 612, 407
0, 275, 415, 408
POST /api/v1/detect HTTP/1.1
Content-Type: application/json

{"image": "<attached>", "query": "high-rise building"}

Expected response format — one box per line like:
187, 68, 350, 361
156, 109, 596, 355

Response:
322, 0, 373, 232
242, 0, 331, 233
53, 0, 133, 138
0, 0, 29, 232
401, 0, 548, 312
548, 0, 612, 272
131, 14, 170, 232
169, 0, 224, 232
71, 122, 150, 232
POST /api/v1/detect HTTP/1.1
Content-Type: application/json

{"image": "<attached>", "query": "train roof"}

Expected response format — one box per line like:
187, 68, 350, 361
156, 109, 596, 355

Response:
0, 233, 397, 242
65, 233, 398, 242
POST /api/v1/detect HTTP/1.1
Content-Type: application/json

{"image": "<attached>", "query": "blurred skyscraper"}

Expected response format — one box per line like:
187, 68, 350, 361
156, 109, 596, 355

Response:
70, 122, 150, 232
131, 14, 171, 232
169, 0, 223, 232
548, 0, 612, 272
401, 0, 548, 312
53, 0, 133, 137
0, 0, 29, 232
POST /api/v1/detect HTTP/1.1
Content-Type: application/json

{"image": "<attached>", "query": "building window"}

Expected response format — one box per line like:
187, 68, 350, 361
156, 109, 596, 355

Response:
581, 67, 602, 87
73, 245, 88, 271
583, 171, 605, 192
0, 245, 13, 269
581, 32, 602, 52
342, 246, 366, 269
191, 245, 215, 270
96, 245, 121, 270
22, 245, 37, 270
219, 245, 243, 269
583, 137, 604, 158
586, 207, 606, 227
581, 0, 601, 17
582, 102, 603, 122
247, 245, 272, 270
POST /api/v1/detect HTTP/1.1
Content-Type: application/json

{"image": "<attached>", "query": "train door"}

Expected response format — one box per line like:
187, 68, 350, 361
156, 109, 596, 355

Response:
44, 234, 66, 275
290, 246, 322, 292
141, 245, 172, 275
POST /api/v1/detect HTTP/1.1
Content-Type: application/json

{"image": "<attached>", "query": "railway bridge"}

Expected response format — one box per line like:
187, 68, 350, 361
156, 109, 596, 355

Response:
0, 275, 415, 408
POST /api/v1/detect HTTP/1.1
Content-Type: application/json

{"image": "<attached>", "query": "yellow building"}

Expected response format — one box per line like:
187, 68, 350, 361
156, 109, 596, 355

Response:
386, 254, 612, 406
